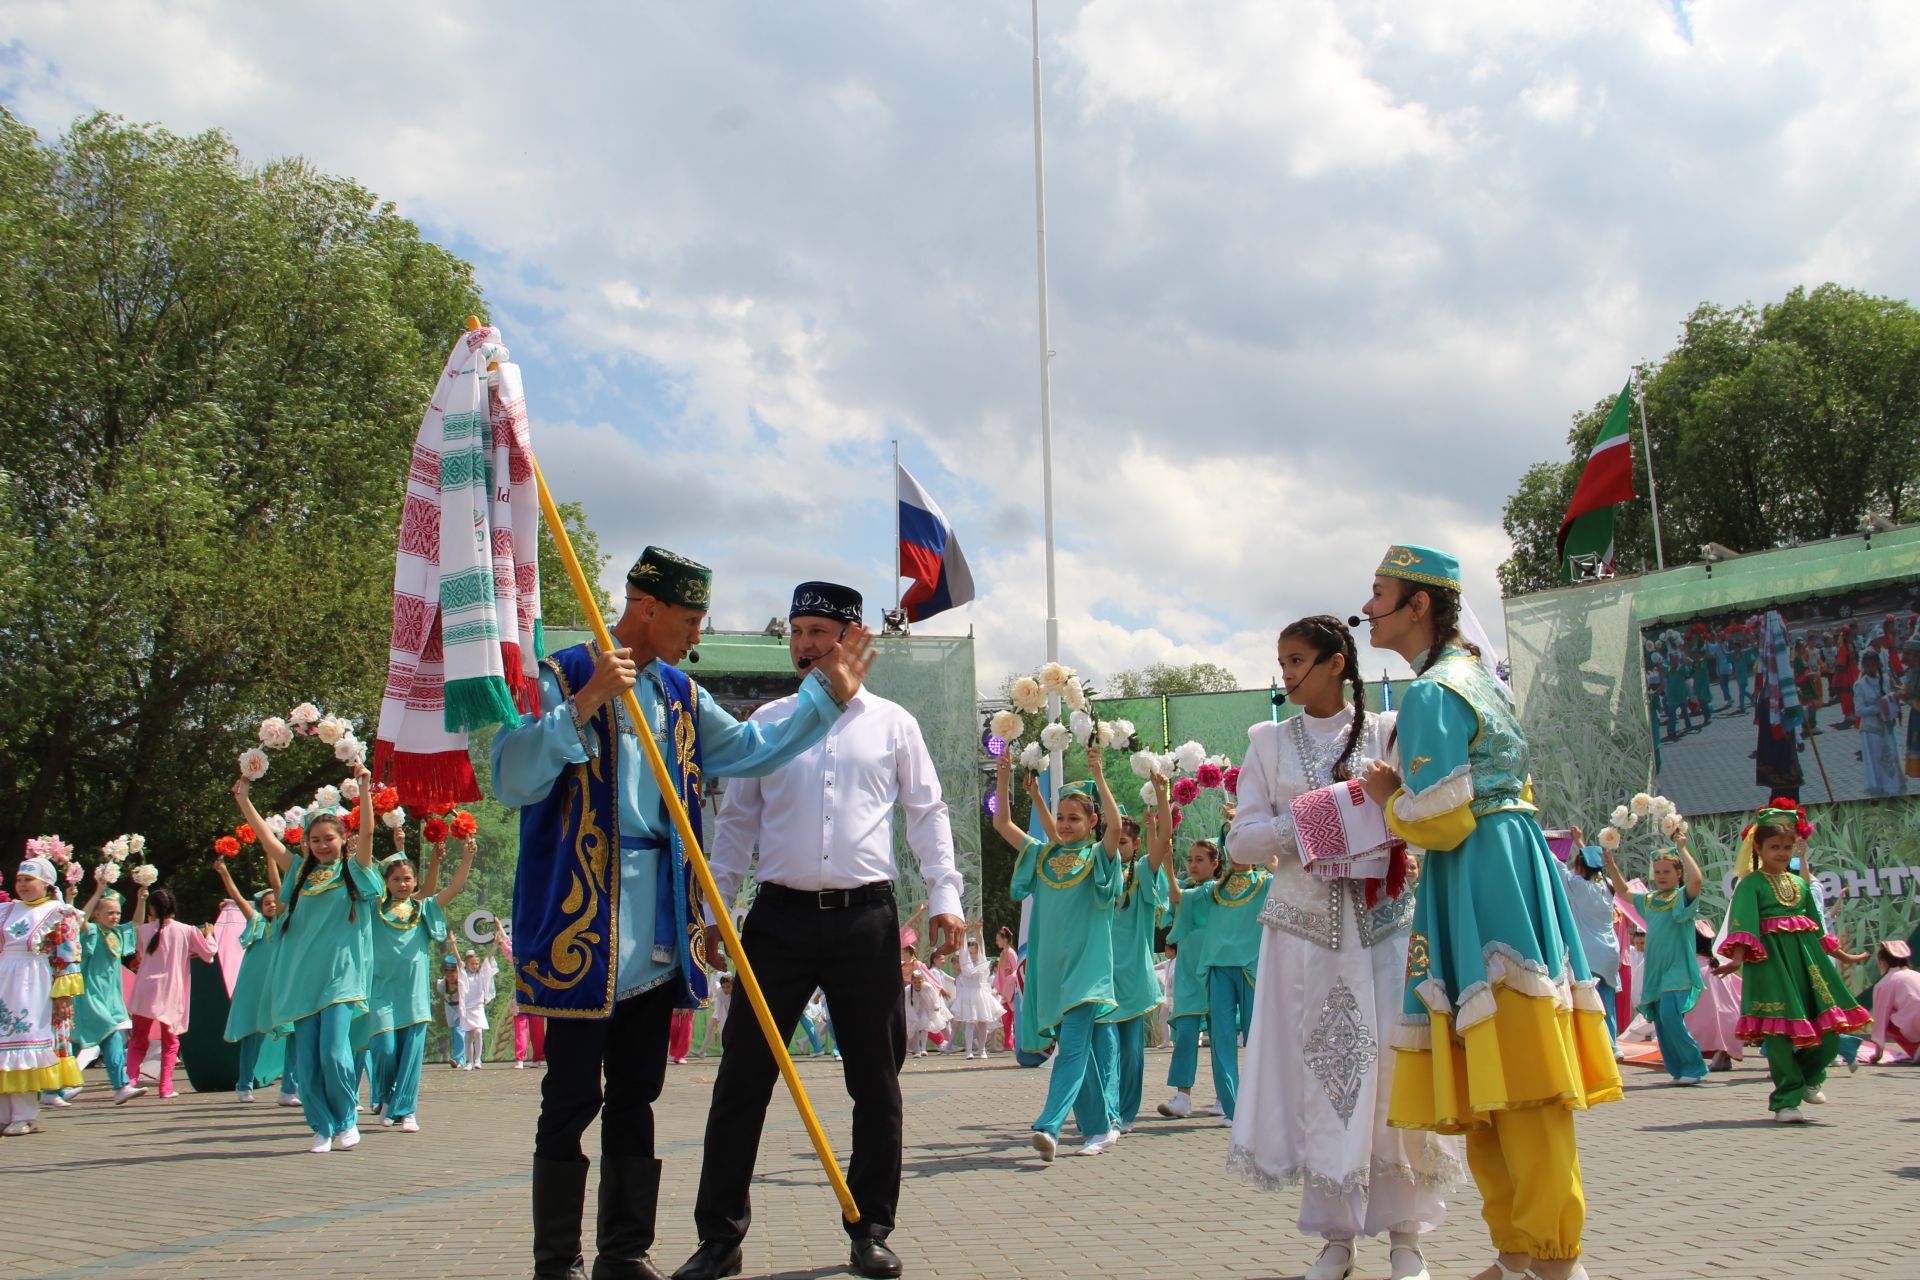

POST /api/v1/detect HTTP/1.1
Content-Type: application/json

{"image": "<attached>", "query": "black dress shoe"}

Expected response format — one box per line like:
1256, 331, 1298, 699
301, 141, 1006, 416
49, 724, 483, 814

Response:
849, 1238, 903, 1279
669, 1241, 741, 1280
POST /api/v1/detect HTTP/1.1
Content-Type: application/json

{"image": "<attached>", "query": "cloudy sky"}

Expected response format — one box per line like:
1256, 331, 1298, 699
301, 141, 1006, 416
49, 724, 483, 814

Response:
6, 1, 1917, 691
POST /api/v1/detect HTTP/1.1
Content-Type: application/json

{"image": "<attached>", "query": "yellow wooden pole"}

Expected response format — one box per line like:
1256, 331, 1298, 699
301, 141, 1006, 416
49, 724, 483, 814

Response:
528, 453, 860, 1224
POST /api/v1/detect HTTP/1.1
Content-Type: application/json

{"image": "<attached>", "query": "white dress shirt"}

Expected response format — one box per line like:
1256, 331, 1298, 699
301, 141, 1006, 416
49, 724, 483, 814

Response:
708, 690, 965, 922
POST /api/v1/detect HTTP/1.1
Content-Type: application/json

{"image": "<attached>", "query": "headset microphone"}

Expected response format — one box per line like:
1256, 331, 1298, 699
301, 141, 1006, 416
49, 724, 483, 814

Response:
796, 656, 813, 670
1349, 599, 1410, 629
686, 649, 700, 664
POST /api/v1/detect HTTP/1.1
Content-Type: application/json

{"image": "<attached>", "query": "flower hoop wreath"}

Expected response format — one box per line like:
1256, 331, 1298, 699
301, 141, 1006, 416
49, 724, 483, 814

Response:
1594, 790, 1688, 861
237, 702, 366, 782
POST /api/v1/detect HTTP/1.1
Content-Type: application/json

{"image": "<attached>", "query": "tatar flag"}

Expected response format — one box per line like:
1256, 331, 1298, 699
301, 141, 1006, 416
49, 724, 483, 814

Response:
897, 463, 976, 623
1556, 381, 1638, 582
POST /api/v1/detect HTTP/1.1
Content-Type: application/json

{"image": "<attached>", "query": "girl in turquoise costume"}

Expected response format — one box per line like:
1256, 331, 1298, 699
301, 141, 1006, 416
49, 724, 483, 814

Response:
366, 832, 475, 1133
72, 871, 146, 1105
213, 854, 287, 1102
1357, 544, 1619, 1280
1155, 834, 1224, 1121
235, 768, 381, 1155
1099, 789, 1172, 1132
1599, 836, 1706, 1085
993, 743, 1123, 1162
1167, 828, 1271, 1125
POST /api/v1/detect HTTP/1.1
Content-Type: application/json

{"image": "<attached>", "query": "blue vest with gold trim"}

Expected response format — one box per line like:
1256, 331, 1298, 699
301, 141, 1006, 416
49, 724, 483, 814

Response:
510, 644, 709, 1018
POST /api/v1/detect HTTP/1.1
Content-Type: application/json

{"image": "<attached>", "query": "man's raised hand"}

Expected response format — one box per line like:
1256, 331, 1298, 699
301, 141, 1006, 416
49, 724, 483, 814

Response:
811, 624, 877, 705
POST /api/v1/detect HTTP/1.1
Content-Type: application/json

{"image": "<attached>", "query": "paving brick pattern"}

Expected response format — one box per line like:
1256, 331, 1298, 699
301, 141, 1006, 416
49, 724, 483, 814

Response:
15, 1049, 1919, 1279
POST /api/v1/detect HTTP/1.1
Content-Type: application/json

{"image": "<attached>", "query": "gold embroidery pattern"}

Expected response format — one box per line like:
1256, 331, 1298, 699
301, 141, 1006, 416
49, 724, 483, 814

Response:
1644, 888, 1681, 913
1406, 930, 1431, 983
1385, 546, 1420, 568
1041, 849, 1093, 888
380, 899, 419, 928
300, 862, 344, 896
1408, 755, 1433, 776
1213, 867, 1268, 907
1764, 872, 1803, 909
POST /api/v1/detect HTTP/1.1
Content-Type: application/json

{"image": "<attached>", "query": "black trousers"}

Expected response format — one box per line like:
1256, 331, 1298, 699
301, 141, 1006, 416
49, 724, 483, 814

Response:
692, 886, 905, 1244
536, 981, 677, 1165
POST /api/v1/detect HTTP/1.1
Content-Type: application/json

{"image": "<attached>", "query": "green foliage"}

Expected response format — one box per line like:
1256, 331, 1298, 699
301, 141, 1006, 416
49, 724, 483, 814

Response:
1501, 285, 1920, 596
0, 111, 485, 911
1106, 661, 1240, 698
538, 499, 612, 628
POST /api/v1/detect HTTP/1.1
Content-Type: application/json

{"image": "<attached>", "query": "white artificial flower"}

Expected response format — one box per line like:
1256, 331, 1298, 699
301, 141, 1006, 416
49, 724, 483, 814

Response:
1630, 792, 1654, 817
1172, 741, 1207, 774
1019, 742, 1047, 770
314, 785, 341, 810
1096, 722, 1116, 749
1676, 818, 1690, 839
1156, 754, 1178, 780
1009, 677, 1047, 714
1139, 781, 1156, 807
340, 778, 362, 802
130, 863, 160, 887
1109, 718, 1136, 743
314, 716, 347, 745
334, 734, 363, 764
1039, 723, 1072, 754
1069, 710, 1095, 746
1038, 662, 1075, 695
102, 836, 127, 862
266, 815, 288, 838
289, 702, 322, 727
238, 748, 270, 781
1065, 676, 1089, 713
1610, 805, 1632, 829
989, 710, 1024, 743
98, 861, 123, 886
284, 806, 306, 826
1649, 795, 1674, 822
258, 717, 294, 750
382, 808, 407, 830
1129, 750, 1157, 780
1597, 827, 1622, 851
1659, 812, 1684, 838
128, 834, 145, 855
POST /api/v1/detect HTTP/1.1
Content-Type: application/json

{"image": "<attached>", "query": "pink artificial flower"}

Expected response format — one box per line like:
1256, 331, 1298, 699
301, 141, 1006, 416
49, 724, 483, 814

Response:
1170, 805, 1184, 828
1195, 763, 1225, 790
1223, 766, 1241, 796
1172, 777, 1200, 806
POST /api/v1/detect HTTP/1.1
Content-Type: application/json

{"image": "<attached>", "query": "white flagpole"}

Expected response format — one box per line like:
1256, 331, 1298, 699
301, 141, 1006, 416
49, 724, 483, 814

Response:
892, 439, 903, 617
1030, 0, 1062, 802
1634, 369, 1666, 570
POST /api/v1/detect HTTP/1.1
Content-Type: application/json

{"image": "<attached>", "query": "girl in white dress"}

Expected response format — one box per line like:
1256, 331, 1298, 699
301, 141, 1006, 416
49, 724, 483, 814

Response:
1227, 616, 1459, 1280
950, 930, 1007, 1059
903, 967, 952, 1057
454, 944, 499, 1069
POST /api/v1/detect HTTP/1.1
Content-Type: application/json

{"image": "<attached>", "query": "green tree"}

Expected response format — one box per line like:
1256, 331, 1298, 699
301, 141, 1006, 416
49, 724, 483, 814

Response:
1501, 285, 1920, 596
0, 111, 485, 908
537, 500, 612, 628
1106, 661, 1241, 698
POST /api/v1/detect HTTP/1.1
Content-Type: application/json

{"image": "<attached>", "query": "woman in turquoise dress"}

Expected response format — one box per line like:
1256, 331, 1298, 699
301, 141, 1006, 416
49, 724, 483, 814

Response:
235, 768, 380, 1154
992, 747, 1122, 1162
367, 834, 475, 1132
72, 874, 144, 1104
1167, 834, 1270, 1124
1357, 544, 1620, 1280
1098, 784, 1171, 1132
214, 854, 289, 1101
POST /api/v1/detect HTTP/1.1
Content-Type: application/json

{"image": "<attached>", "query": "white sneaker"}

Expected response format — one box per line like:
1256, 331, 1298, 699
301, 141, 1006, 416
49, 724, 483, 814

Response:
43, 1094, 72, 1109
1304, 1239, 1354, 1280
1157, 1093, 1193, 1118
114, 1084, 147, 1105
335, 1126, 361, 1150
1030, 1130, 1058, 1163
1077, 1130, 1119, 1156
965, 1052, 976, 1060
1387, 1240, 1430, 1280
1201, 1102, 1225, 1117
277, 1093, 302, 1107
1775, 1106, 1809, 1124
397, 1115, 420, 1133
515, 1060, 526, 1069
236, 1088, 255, 1103
380, 1112, 395, 1128
1804, 1087, 1828, 1104
307, 1133, 333, 1154
60, 1085, 83, 1101
1119, 1123, 1134, 1134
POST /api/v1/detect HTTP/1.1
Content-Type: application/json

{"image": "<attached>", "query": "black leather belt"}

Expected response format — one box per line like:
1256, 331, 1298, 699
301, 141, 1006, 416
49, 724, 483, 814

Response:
756, 881, 895, 910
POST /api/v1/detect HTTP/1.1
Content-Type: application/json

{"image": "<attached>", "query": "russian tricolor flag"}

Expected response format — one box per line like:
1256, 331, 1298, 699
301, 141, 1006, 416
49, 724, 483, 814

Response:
897, 463, 975, 623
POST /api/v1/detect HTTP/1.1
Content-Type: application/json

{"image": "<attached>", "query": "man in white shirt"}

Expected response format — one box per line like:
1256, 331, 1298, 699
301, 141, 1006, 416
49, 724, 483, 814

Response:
674, 581, 965, 1280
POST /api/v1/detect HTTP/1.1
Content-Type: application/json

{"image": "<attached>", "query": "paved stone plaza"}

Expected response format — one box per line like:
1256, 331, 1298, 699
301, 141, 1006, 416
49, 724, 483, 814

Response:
17, 1050, 1919, 1279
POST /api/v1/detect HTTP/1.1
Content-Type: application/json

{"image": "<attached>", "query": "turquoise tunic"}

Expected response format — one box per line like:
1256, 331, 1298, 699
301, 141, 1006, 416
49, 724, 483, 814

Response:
1169, 867, 1270, 981
1010, 836, 1120, 1047
1160, 890, 1211, 1020
223, 910, 281, 1042
269, 856, 382, 1028
1102, 860, 1169, 1024
73, 922, 136, 1048
367, 897, 448, 1039
1633, 886, 1704, 1016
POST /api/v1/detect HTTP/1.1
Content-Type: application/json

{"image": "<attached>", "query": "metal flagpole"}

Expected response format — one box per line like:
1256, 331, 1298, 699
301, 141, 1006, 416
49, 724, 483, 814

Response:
1634, 369, 1666, 570
892, 439, 903, 618
1030, 0, 1062, 801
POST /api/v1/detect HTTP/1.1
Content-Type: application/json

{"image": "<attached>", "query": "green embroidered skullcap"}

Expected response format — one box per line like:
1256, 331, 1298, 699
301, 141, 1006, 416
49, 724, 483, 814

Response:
1376, 544, 1462, 593
627, 546, 713, 609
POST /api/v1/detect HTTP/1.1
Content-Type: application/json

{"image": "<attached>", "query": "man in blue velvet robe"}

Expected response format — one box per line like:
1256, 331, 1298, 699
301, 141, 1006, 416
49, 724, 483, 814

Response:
492, 546, 873, 1280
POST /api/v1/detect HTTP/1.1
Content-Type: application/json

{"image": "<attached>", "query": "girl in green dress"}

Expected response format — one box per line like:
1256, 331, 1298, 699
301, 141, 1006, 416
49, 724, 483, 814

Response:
1712, 801, 1872, 1123
235, 768, 380, 1154
1154, 833, 1223, 1120
368, 833, 475, 1132
72, 873, 145, 1104
992, 744, 1123, 1162
1100, 781, 1173, 1133
1166, 833, 1270, 1124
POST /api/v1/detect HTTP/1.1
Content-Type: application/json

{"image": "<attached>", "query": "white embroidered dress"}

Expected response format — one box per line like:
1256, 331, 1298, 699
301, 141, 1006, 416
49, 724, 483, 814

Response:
1226, 706, 1460, 1240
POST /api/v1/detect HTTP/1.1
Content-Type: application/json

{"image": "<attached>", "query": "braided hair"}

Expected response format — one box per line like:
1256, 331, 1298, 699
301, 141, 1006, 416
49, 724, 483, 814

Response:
1279, 614, 1369, 781
144, 888, 177, 955
1398, 583, 1478, 677
278, 813, 361, 936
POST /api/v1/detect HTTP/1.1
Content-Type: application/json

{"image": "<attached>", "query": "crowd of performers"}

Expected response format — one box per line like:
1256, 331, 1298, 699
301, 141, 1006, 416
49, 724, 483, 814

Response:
4, 543, 1918, 1280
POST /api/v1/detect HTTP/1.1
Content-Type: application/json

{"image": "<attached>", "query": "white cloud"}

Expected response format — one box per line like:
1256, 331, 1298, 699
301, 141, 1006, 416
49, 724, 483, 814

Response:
5, 0, 1919, 697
